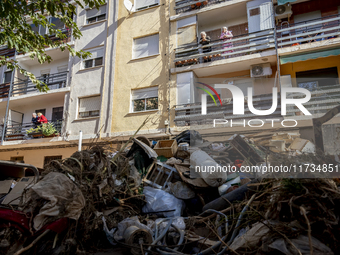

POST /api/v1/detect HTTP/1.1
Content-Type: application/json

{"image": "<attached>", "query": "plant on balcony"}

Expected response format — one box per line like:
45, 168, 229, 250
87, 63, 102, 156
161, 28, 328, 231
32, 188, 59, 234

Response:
26, 123, 59, 137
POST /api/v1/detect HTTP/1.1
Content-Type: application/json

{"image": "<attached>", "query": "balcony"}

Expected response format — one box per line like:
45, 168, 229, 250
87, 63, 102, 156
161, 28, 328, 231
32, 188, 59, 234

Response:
286, 84, 340, 117
174, 0, 235, 15
277, 14, 340, 49
1, 119, 63, 141
174, 29, 275, 68
0, 45, 16, 58
174, 92, 282, 126
174, 84, 340, 126
0, 71, 68, 99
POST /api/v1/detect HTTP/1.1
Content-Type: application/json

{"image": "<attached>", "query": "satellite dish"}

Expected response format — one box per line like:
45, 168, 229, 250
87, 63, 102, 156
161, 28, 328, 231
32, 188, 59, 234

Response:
124, 0, 133, 13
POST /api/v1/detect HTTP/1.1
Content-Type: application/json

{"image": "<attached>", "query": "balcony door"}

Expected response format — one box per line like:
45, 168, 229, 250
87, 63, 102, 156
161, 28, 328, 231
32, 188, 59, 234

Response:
41, 69, 51, 90
52, 107, 63, 122
52, 107, 63, 132
57, 65, 68, 88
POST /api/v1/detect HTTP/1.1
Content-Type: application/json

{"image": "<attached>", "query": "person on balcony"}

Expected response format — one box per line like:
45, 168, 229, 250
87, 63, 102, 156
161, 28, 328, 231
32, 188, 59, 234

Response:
220, 27, 233, 57
37, 112, 48, 124
200, 31, 212, 63
31, 113, 39, 128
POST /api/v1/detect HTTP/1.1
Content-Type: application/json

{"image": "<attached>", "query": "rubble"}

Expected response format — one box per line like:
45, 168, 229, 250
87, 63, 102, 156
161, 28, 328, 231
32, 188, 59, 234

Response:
1, 126, 340, 255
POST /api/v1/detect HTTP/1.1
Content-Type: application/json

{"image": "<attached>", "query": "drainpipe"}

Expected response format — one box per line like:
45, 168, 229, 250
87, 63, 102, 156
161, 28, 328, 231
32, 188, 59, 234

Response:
167, 0, 172, 135
1, 50, 17, 146
98, 0, 111, 139
272, 0, 281, 92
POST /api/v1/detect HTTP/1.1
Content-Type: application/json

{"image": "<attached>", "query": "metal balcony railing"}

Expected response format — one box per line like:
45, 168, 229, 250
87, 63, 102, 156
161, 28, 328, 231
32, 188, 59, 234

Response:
174, 29, 275, 67
174, 0, 233, 15
277, 14, 340, 48
0, 29, 71, 58
285, 84, 340, 116
0, 71, 68, 99
174, 93, 282, 126
174, 84, 340, 126
1, 119, 63, 141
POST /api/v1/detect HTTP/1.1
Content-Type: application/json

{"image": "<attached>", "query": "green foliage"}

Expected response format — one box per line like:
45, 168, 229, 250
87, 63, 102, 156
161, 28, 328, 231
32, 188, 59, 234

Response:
0, 0, 106, 91
26, 123, 59, 136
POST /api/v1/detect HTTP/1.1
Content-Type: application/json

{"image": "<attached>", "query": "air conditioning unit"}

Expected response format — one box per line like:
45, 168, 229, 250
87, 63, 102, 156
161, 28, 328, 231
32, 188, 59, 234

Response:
250, 63, 272, 78
275, 4, 292, 20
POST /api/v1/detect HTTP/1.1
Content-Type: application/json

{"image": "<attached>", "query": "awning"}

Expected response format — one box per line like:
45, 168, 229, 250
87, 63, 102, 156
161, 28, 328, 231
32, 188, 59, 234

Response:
277, 0, 297, 5
280, 48, 340, 64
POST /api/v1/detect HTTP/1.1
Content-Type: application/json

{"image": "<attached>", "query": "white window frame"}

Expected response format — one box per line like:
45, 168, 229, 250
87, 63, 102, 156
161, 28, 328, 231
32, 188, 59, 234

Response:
86, 4, 107, 24
131, 87, 159, 113
78, 95, 101, 119
132, 34, 159, 59
82, 47, 104, 69
134, 0, 159, 11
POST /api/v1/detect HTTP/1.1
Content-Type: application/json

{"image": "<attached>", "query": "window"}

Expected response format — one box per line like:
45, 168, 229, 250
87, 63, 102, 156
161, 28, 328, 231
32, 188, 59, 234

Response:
30, 23, 47, 35
10, 157, 24, 163
30, 17, 65, 35
135, 0, 159, 11
35, 109, 46, 117
133, 34, 159, 59
296, 67, 339, 88
86, 5, 106, 24
78, 96, 101, 118
3, 70, 12, 83
44, 156, 62, 166
52, 107, 63, 122
131, 87, 158, 112
83, 47, 104, 69
50, 17, 66, 30
249, 8, 260, 16
40, 69, 50, 84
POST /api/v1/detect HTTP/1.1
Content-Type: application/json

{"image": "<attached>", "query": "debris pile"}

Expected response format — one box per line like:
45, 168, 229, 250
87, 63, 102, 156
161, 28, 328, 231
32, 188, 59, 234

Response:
1, 128, 340, 255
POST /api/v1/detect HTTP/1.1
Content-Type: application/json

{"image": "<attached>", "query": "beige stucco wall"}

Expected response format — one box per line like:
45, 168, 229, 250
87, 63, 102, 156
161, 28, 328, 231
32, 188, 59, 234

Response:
111, 2, 170, 135
0, 147, 77, 169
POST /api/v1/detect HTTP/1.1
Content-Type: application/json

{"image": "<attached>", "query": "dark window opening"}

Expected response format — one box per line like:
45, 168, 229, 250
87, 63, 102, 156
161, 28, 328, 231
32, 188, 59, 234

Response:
44, 155, 62, 166
296, 67, 339, 88
10, 156, 24, 163
249, 8, 260, 16
35, 109, 46, 116
52, 107, 63, 122
3, 71, 12, 83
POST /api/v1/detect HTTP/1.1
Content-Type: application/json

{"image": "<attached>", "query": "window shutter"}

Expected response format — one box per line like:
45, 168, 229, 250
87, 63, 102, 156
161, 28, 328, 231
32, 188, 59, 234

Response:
132, 87, 158, 100
135, 0, 159, 10
133, 34, 159, 59
87, 5, 106, 18
89, 48, 104, 59
79, 96, 101, 112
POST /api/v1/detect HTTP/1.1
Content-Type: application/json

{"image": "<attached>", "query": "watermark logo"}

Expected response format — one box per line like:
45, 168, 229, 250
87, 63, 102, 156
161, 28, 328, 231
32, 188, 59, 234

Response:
200, 84, 312, 116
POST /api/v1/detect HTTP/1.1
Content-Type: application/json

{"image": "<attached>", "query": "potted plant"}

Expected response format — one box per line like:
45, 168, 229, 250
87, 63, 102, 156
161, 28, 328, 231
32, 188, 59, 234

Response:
40, 123, 59, 137
26, 123, 59, 138
26, 127, 44, 138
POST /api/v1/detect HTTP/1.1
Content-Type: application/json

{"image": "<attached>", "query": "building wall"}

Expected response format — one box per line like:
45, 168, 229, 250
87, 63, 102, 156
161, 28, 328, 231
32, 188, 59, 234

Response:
280, 55, 340, 86
111, 1, 169, 135
24, 59, 69, 78
198, 16, 248, 35
0, 146, 78, 168
65, 1, 117, 139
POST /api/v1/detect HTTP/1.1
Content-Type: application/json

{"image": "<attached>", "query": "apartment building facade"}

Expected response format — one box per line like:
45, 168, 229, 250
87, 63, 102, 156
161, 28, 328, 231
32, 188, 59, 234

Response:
169, 0, 340, 137
0, 0, 340, 166
0, 1, 118, 167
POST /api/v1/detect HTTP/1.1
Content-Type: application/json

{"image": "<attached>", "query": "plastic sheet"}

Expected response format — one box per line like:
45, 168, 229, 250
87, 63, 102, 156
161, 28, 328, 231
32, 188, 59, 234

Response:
142, 186, 185, 217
